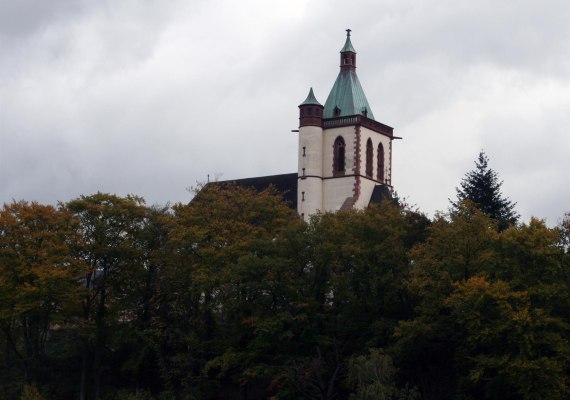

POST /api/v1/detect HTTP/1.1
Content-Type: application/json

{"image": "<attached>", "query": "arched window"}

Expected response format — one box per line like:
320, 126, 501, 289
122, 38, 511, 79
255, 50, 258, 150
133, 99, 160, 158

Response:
377, 143, 385, 183
333, 136, 346, 175
365, 138, 373, 178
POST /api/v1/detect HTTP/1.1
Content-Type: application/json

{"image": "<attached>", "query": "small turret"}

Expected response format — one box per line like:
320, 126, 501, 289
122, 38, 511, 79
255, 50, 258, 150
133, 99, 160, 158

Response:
299, 87, 324, 127
340, 29, 356, 71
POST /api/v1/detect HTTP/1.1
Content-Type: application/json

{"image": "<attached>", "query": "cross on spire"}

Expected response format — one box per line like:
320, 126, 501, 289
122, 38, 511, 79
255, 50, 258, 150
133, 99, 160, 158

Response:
346, 28, 351, 37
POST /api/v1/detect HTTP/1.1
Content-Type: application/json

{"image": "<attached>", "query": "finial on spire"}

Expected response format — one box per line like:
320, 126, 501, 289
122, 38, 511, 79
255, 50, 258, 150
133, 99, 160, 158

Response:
340, 29, 356, 53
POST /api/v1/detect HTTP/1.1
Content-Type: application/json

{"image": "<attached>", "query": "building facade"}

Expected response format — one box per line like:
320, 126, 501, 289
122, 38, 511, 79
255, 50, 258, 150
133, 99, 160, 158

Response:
297, 30, 395, 220
208, 30, 395, 218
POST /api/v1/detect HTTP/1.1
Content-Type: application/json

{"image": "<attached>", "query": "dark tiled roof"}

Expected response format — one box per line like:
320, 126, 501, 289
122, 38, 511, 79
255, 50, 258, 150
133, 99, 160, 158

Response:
214, 173, 298, 209
207, 175, 390, 212
368, 184, 392, 207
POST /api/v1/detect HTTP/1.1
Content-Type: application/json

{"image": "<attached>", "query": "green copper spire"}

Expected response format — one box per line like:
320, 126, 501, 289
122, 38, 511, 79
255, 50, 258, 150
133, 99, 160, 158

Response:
340, 28, 356, 53
324, 30, 375, 120
299, 87, 322, 106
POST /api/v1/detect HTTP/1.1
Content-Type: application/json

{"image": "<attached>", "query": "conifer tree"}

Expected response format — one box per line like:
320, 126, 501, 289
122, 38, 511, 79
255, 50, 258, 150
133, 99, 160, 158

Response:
454, 151, 519, 230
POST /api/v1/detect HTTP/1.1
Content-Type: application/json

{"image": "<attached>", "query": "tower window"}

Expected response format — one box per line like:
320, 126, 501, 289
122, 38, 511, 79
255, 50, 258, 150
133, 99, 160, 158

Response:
377, 143, 385, 183
334, 106, 341, 117
302, 191, 305, 201
333, 136, 346, 175
303, 146, 306, 156
302, 168, 306, 176
366, 138, 373, 178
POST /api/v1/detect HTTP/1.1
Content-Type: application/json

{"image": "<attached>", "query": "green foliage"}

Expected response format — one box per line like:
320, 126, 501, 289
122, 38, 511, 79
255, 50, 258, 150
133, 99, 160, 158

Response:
454, 151, 519, 230
0, 187, 568, 400
447, 277, 569, 399
111, 389, 155, 400
396, 202, 570, 399
558, 212, 570, 287
0, 201, 85, 391
347, 348, 418, 400
20, 384, 44, 400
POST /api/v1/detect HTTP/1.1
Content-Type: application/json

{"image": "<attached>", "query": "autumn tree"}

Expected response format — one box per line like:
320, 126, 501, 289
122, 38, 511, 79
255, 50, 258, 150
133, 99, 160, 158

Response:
396, 202, 570, 399
2, 186, 568, 399
0, 201, 84, 397
281, 202, 427, 399
453, 151, 519, 231
65, 193, 148, 400
161, 183, 301, 398
346, 348, 418, 400
446, 276, 569, 399
559, 212, 570, 286
395, 202, 499, 400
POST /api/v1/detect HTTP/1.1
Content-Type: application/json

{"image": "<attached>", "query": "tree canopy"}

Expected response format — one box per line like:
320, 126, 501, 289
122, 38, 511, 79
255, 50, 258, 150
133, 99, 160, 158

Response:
453, 151, 519, 230
0, 186, 568, 400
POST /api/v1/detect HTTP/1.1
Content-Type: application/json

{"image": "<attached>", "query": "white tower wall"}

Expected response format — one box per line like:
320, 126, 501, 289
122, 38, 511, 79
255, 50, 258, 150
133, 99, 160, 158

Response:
322, 126, 356, 178
298, 125, 324, 219
354, 127, 392, 209
322, 125, 358, 212
295, 32, 395, 218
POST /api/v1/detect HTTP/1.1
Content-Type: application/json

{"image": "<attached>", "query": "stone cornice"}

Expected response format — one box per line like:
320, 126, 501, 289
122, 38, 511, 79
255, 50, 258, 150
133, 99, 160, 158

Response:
323, 115, 394, 138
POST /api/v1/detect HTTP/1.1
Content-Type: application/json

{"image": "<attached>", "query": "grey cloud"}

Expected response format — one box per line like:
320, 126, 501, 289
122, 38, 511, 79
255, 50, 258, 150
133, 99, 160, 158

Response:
0, 0, 80, 37
0, 0, 568, 224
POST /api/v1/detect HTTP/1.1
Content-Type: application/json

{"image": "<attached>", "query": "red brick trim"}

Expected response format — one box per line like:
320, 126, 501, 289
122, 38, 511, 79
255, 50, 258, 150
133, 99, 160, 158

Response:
352, 126, 361, 200
377, 142, 385, 183
389, 140, 392, 185
365, 138, 373, 177
340, 52, 356, 71
332, 136, 346, 176
305, 173, 388, 184
299, 105, 324, 127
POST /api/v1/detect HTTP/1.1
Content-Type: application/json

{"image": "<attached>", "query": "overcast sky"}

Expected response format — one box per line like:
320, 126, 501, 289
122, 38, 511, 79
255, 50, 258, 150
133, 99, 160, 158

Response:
1, 0, 569, 224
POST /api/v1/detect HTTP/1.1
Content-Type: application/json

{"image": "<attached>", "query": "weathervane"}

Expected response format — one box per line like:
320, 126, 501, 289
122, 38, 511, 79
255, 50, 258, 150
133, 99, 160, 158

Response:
346, 28, 351, 37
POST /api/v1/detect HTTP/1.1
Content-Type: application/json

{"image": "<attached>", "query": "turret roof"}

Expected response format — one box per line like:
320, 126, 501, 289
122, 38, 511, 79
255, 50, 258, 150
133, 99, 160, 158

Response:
324, 31, 374, 120
340, 29, 356, 53
299, 87, 322, 106
323, 71, 374, 119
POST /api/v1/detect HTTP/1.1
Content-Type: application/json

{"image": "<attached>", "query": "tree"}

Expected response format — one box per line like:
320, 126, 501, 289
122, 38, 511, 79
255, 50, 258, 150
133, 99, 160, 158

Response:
66, 193, 148, 400
446, 277, 570, 400
396, 204, 570, 400
453, 151, 519, 231
559, 213, 570, 289
164, 183, 301, 397
282, 202, 426, 400
0, 201, 84, 396
347, 348, 418, 400
395, 203, 499, 400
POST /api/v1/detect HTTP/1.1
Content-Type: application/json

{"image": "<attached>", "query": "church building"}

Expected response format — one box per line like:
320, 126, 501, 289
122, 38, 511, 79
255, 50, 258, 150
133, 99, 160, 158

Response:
215, 30, 395, 220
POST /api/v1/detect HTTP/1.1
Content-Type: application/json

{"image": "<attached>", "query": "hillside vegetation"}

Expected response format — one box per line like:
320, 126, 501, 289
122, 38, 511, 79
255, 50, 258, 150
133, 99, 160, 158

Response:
1, 184, 569, 399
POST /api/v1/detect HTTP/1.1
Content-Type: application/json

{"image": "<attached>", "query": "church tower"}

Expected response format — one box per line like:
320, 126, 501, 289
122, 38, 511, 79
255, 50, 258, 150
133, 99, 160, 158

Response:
297, 30, 395, 220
